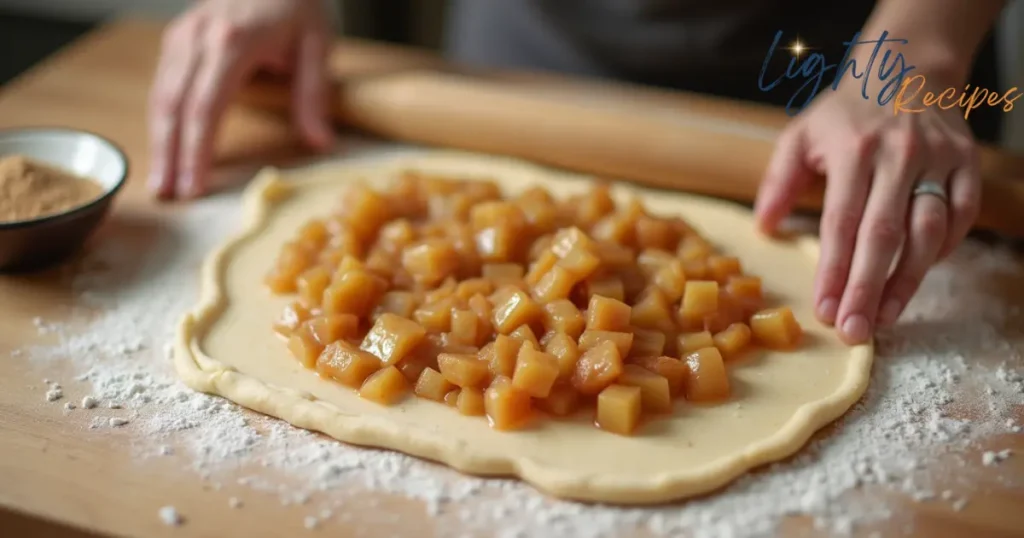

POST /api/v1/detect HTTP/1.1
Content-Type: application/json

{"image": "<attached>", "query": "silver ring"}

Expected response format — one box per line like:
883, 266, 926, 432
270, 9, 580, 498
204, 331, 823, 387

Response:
912, 180, 948, 204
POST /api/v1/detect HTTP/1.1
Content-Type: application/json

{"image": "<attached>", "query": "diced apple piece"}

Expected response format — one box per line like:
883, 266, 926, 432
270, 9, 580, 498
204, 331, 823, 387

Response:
525, 251, 558, 287
677, 235, 712, 262
682, 259, 710, 281
397, 352, 437, 383
360, 313, 427, 365
542, 299, 585, 339
455, 278, 493, 301
634, 216, 677, 251
544, 333, 580, 380
726, 275, 764, 315
631, 356, 688, 397
297, 219, 330, 251
444, 388, 460, 407
750, 307, 803, 349
359, 366, 410, 405
491, 287, 543, 334
274, 302, 312, 338
585, 295, 632, 332
550, 227, 596, 257
531, 266, 577, 302
266, 242, 317, 293
479, 334, 522, 378
629, 329, 666, 359
323, 268, 385, 318
288, 323, 325, 369
677, 330, 715, 355
508, 324, 540, 350
512, 346, 560, 398
636, 249, 675, 278
592, 214, 634, 246
537, 384, 580, 416
484, 376, 532, 430
630, 288, 676, 333
650, 260, 687, 302
378, 219, 417, 254
707, 255, 742, 284
428, 192, 473, 221
457, 387, 486, 416
482, 263, 524, 282
573, 185, 616, 229
593, 241, 634, 270
467, 294, 495, 343
618, 364, 672, 413
578, 330, 633, 358
414, 367, 454, 402
413, 296, 455, 333
402, 239, 459, 286
596, 385, 642, 435
372, 291, 419, 321
571, 340, 624, 395
438, 353, 490, 388
703, 290, 744, 334
556, 243, 601, 281
297, 266, 332, 307
714, 322, 752, 358
339, 184, 392, 239
680, 281, 719, 327
470, 201, 526, 231
582, 274, 626, 303
316, 341, 382, 388
684, 347, 731, 402
450, 309, 481, 346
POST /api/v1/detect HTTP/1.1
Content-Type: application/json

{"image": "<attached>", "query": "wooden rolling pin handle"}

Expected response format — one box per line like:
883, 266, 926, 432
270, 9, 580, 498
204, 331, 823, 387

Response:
237, 72, 1024, 238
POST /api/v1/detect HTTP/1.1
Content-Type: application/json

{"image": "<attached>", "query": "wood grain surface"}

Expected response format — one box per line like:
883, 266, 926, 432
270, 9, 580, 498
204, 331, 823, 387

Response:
0, 18, 1022, 538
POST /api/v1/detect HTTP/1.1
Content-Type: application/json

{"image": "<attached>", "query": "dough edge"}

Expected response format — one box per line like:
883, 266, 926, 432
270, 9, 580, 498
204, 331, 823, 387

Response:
174, 149, 873, 505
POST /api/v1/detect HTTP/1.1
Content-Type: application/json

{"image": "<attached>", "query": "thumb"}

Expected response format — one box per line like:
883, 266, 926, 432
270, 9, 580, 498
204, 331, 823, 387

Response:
292, 31, 334, 150
754, 124, 815, 234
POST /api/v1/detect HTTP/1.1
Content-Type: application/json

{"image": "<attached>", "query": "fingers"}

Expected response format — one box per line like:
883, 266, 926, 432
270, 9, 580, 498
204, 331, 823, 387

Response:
148, 18, 202, 199
754, 124, 815, 235
176, 24, 255, 199
939, 150, 981, 260
812, 134, 876, 326
835, 128, 921, 344
292, 30, 334, 150
876, 192, 948, 326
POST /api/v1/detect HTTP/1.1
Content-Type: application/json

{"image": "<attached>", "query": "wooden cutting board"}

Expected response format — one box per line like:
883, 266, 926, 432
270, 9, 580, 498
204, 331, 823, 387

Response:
0, 18, 1022, 538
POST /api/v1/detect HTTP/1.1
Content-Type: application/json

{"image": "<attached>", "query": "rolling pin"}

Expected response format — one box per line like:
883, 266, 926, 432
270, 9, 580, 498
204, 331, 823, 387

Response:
238, 61, 1024, 238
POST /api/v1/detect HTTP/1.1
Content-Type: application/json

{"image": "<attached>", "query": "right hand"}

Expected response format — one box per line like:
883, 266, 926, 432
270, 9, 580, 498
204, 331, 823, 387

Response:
148, 0, 334, 200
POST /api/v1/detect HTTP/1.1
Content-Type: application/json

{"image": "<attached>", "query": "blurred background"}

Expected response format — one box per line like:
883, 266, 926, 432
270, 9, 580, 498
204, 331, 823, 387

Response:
0, 0, 1021, 151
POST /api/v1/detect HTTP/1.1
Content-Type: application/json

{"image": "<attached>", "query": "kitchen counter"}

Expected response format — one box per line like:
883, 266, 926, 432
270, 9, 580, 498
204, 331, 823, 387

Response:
0, 18, 1022, 538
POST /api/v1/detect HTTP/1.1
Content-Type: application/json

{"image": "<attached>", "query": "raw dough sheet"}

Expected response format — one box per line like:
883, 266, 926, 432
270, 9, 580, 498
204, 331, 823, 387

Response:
175, 150, 873, 504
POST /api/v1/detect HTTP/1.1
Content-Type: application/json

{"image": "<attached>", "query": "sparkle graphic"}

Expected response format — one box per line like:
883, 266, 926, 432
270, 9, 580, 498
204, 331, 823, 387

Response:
789, 39, 807, 57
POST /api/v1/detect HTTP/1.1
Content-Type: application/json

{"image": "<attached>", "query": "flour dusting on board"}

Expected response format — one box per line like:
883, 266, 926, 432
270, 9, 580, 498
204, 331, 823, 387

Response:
18, 152, 1024, 538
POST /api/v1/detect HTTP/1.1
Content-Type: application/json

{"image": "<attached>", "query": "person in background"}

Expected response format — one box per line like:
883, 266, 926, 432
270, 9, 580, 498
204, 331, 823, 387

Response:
147, 0, 1009, 345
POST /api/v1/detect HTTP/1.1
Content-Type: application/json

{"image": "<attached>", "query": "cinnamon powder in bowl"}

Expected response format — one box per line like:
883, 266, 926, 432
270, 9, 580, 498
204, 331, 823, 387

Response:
0, 128, 128, 272
0, 156, 106, 224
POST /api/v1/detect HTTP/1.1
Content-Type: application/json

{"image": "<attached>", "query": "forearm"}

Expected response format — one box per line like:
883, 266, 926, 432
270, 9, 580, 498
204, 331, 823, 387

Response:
859, 0, 1006, 85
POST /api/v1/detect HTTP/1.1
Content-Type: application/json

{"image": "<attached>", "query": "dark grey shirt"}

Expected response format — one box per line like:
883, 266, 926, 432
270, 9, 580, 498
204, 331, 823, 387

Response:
443, 0, 876, 105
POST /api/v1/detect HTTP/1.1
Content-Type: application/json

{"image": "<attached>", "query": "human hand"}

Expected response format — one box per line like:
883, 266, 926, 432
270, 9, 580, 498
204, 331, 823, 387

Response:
148, 0, 334, 199
753, 81, 981, 345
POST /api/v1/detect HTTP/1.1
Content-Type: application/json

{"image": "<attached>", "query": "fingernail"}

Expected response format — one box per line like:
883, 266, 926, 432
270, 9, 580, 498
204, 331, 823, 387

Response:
878, 299, 902, 326
817, 297, 839, 324
841, 315, 871, 344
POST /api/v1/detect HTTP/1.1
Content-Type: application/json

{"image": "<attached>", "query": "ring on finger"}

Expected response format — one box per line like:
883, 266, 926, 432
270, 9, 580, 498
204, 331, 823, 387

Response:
911, 179, 949, 205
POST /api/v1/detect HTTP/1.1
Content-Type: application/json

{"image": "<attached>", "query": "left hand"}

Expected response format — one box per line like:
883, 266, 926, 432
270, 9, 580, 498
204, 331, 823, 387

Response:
753, 80, 981, 345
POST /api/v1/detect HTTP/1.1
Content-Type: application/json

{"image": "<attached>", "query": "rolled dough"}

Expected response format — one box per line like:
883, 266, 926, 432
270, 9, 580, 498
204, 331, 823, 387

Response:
175, 150, 873, 504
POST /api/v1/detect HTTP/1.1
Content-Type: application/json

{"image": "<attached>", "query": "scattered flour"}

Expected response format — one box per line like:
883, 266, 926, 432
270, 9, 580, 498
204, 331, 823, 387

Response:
17, 149, 1024, 538
158, 506, 183, 526
44, 385, 63, 402
229, 497, 243, 509
109, 417, 129, 428
63, 402, 75, 411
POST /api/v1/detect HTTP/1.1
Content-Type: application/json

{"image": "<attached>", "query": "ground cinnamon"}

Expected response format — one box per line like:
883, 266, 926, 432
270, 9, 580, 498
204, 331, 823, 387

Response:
0, 155, 105, 224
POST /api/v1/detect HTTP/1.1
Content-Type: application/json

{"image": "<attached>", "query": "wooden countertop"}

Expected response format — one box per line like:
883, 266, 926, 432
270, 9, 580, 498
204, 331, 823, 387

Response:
0, 18, 1022, 538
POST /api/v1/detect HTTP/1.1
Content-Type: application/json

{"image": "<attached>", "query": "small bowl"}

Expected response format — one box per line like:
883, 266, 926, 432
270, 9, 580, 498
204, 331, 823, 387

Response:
0, 128, 128, 272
